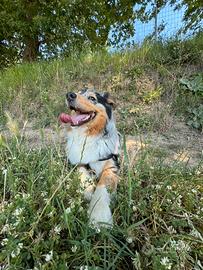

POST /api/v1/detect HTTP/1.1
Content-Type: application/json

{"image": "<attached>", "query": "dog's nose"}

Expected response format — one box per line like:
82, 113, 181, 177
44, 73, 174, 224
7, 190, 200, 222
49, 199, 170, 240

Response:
66, 92, 77, 101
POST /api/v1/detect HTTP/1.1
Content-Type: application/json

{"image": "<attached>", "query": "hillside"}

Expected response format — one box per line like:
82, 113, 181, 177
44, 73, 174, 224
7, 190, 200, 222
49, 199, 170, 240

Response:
0, 36, 203, 269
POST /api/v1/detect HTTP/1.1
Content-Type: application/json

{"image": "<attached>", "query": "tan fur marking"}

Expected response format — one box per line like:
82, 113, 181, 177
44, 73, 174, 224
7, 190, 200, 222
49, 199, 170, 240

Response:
75, 95, 107, 136
107, 98, 116, 109
87, 112, 107, 136
97, 160, 118, 191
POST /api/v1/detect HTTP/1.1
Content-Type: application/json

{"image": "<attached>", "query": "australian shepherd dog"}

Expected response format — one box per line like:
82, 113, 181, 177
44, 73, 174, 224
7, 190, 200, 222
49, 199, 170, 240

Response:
60, 88, 120, 227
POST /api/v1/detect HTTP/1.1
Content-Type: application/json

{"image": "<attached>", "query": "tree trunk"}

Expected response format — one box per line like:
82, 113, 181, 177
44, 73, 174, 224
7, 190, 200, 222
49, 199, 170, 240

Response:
21, 0, 40, 62
22, 37, 40, 62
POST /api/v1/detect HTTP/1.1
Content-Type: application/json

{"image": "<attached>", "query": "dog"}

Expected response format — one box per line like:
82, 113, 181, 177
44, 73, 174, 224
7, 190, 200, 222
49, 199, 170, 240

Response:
60, 88, 120, 227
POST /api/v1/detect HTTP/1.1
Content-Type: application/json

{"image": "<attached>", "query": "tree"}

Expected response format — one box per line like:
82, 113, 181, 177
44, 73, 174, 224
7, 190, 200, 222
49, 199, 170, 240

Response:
0, 0, 148, 62
143, 0, 202, 36
173, 0, 203, 33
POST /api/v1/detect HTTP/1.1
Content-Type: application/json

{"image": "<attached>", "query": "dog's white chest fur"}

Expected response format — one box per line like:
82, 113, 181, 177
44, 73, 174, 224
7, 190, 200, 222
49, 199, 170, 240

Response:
66, 119, 120, 175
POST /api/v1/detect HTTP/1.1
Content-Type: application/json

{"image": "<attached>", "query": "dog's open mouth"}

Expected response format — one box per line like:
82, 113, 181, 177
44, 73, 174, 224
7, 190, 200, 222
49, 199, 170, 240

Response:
59, 110, 96, 126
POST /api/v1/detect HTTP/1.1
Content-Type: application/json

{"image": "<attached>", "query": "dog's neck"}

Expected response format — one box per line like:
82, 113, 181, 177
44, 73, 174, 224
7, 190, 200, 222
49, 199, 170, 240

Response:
66, 116, 120, 166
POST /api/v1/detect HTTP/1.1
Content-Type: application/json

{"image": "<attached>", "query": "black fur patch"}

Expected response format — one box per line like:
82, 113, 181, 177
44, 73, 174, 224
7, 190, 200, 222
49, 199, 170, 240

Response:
80, 88, 88, 94
95, 92, 112, 119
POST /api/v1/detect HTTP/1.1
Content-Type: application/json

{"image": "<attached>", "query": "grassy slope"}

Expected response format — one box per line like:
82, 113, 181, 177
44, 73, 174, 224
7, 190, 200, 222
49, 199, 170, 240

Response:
0, 35, 203, 269
0, 33, 202, 131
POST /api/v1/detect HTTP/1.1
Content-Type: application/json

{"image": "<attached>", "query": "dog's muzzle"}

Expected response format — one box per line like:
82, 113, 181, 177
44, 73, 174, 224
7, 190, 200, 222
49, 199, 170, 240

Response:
66, 92, 77, 102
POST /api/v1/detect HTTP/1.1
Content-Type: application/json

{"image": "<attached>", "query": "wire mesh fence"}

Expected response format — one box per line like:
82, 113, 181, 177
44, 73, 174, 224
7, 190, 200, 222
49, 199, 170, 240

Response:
133, 2, 189, 44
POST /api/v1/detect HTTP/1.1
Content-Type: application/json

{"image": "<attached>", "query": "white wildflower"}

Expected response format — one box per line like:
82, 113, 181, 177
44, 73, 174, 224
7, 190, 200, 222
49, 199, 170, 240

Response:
41, 191, 48, 197
183, 212, 188, 218
175, 195, 182, 207
11, 250, 17, 258
95, 226, 101, 233
13, 207, 23, 217
1, 224, 10, 233
191, 189, 197, 194
160, 257, 172, 269
161, 257, 169, 264
48, 210, 54, 217
126, 237, 133, 244
80, 266, 89, 270
155, 184, 161, 190
22, 193, 30, 199
177, 240, 190, 252
71, 245, 77, 253
79, 206, 83, 212
44, 250, 53, 262
132, 206, 137, 212
11, 243, 23, 258
170, 240, 177, 248
2, 168, 7, 175
1, 238, 8, 246
54, 225, 61, 235
18, 243, 23, 249
65, 207, 71, 214
170, 240, 190, 252
70, 201, 75, 208
168, 226, 177, 234
167, 186, 172, 190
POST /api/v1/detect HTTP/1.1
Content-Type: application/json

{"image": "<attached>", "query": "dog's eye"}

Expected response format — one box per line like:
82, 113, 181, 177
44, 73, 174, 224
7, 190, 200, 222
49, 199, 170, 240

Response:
88, 96, 96, 102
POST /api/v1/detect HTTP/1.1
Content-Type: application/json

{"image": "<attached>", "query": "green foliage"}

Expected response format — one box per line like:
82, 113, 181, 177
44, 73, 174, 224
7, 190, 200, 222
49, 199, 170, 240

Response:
142, 87, 162, 103
179, 0, 203, 33
148, 33, 203, 66
0, 0, 202, 65
187, 105, 203, 131
0, 0, 145, 63
179, 74, 203, 131
180, 74, 203, 96
158, 1, 203, 34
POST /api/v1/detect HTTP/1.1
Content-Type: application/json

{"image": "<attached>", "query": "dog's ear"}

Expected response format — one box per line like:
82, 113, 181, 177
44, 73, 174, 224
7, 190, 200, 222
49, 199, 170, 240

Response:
103, 92, 116, 109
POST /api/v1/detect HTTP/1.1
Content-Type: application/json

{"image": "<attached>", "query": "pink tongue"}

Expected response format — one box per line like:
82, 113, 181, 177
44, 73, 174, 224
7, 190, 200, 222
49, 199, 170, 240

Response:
59, 113, 90, 125
59, 113, 72, 123
71, 114, 90, 125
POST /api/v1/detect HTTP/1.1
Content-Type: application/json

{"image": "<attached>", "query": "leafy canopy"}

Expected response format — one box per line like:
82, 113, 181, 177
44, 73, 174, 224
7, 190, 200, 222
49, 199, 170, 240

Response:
0, 0, 202, 64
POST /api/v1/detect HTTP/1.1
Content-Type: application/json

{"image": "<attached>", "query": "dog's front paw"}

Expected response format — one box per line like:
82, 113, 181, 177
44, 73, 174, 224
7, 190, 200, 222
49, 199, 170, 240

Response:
88, 186, 113, 227
83, 185, 95, 201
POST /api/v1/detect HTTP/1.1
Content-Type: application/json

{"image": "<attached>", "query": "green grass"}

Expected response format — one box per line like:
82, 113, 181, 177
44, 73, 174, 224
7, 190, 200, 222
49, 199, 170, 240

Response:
0, 132, 202, 269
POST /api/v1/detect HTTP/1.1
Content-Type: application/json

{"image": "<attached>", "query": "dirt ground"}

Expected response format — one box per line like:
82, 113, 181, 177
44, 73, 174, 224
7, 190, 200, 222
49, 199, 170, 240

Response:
2, 119, 202, 169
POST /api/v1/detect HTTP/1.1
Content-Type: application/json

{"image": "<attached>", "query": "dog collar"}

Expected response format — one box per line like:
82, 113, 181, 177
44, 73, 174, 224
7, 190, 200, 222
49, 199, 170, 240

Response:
98, 153, 118, 162
98, 153, 120, 168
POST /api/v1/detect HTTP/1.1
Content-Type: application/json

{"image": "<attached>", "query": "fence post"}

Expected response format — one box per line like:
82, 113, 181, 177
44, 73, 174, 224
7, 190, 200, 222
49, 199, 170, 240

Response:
154, 0, 158, 41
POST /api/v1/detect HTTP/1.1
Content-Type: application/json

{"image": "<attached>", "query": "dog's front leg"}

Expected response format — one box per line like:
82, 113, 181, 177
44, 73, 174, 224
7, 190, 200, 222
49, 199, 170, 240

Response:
78, 166, 95, 201
88, 160, 118, 227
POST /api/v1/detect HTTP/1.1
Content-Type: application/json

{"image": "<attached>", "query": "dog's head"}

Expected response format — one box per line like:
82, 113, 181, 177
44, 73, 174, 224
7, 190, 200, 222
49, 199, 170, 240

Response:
60, 88, 115, 135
